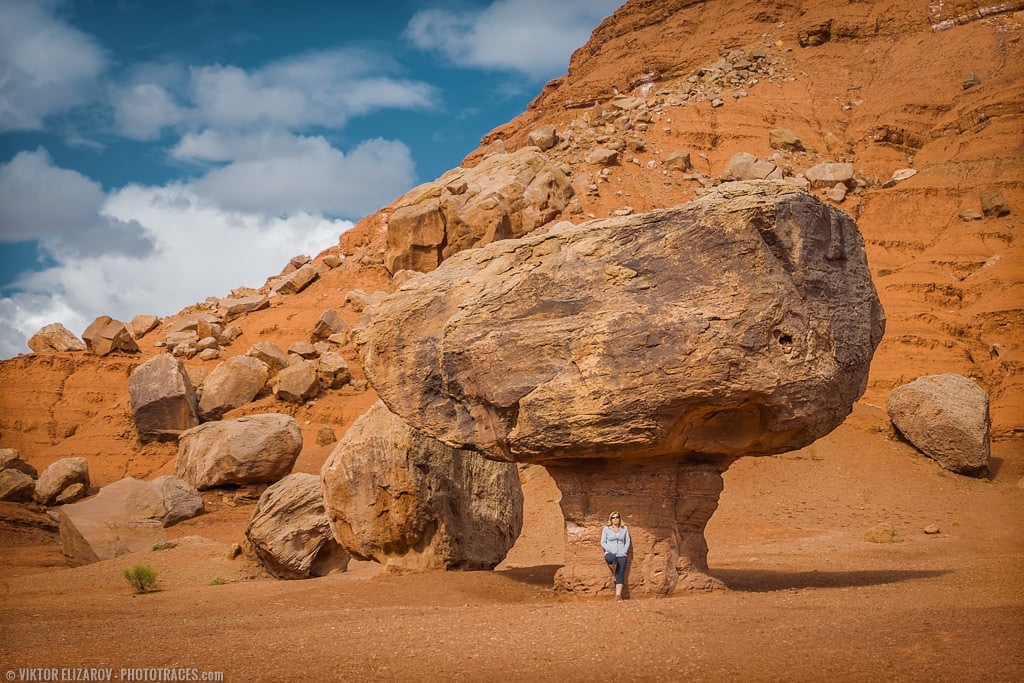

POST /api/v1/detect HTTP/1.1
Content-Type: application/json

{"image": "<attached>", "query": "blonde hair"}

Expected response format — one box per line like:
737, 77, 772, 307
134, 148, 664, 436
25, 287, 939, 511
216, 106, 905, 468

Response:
608, 511, 623, 526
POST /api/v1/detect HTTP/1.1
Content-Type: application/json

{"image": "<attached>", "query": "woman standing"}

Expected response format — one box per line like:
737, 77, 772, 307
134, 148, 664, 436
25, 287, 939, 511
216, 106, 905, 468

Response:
601, 511, 630, 601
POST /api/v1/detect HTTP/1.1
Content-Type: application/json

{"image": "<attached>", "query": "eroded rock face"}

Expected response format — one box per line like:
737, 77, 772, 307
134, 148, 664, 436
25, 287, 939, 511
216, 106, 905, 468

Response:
245, 472, 349, 579
129, 353, 200, 443
384, 147, 572, 274
321, 401, 523, 572
358, 181, 884, 595
887, 374, 990, 476
176, 414, 302, 490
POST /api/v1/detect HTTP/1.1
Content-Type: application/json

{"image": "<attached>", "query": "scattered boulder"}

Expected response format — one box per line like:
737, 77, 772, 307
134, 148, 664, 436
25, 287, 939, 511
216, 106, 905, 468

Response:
882, 168, 917, 188
271, 264, 319, 295
662, 150, 692, 172
805, 162, 854, 189
585, 147, 620, 165
316, 426, 336, 446
198, 356, 270, 421
958, 208, 983, 221
322, 253, 344, 268
176, 414, 302, 490
82, 316, 140, 356
54, 482, 86, 505
0, 469, 36, 503
311, 309, 346, 340
769, 128, 804, 151
527, 124, 558, 151
273, 361, 320, 403
48, 476, 203, 565
358, 181, 884, 595
0, 448, 37, 478
316, 352, 351, 389
218, 294, 270, 321
129, 354, 200, 443
980, 192, 1010, 217
385, 147, 572, 274
130, 315, 160, 339
321, 401, 523, 572
826, 183, 848, 203
887, 374, 990, 476
722, 152, 780, 181
245, 341, 290, 376
245, 473, 349, 579
27, 323, 86, 353
288, 341, 318, 359
35, 457, 90, 506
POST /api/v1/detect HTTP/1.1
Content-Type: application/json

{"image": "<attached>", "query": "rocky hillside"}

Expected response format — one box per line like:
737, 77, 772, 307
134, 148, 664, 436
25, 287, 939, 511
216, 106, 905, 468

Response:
0, 0, 1021, 485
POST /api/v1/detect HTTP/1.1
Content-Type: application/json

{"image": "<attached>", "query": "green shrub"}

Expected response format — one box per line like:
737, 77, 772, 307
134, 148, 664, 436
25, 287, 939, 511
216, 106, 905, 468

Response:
209, 576, 226, 586
123, 564, 159, 593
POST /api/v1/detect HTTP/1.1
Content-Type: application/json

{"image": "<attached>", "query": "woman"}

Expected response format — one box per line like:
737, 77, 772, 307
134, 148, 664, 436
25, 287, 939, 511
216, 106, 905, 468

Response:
601, 511, 630, 601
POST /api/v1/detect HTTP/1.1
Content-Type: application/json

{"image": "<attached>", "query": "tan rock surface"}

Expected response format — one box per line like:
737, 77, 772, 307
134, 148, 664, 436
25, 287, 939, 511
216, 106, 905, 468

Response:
129, 353, 200, 443
198, 355, 270, 421
321, 401, 523, 572
245, 472, 349, 579
27, 323, 86, 353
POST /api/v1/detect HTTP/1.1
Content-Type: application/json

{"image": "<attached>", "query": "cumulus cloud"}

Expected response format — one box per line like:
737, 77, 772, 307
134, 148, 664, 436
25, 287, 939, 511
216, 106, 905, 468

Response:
405, 0, 622, 79
0, 0, 107, 130
0, 149, 154, 258
112, 48, 438, 140
0, 180, 347, 359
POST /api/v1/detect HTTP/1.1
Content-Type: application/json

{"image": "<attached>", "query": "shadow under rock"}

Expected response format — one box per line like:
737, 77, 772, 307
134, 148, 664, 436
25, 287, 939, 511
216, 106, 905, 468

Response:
496, 564, 561, 586
712, 568, 951, 592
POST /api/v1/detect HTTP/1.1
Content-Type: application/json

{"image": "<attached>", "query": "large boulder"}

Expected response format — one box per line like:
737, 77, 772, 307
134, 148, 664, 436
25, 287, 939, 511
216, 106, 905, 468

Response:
357, 181, 884, 595
175, 414, 302, 490
129, 354, 200, 443
887, 374, 990, 476
385, 147, 572, 274
82, 316, 139, 356
48, 476, 203, 566
198, 355, 270, 421
245, 473, 349, 579
321, 401, 523, 572
27, 323, 86, 353
35, 457, 90, 506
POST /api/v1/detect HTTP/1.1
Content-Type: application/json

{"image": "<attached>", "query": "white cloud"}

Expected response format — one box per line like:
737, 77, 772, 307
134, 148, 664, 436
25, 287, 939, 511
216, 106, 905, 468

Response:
112, 48, 438, 140
0, 0, 107, 130
405, 0, 622, 79
179, 134, 417, 217
0, 149, 154, 258
0, 181, 348, 359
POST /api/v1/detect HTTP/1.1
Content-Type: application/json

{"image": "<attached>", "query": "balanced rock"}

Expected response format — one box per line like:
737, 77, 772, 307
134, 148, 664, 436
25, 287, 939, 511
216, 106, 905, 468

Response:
27, 323, 86, 353
385, 147, 572, 273
0, 469, 36, 503
82, 316, 139, 356
358, 180, 884, 595
129, 354, 200, 443
49, 476, 202, 565
198, 356, 270, 421
176, 413, 302, 490
245, 472, 349, 579
35, 457, 90, 506
0, 448, 37, 478
887, 374, 990, 476
321, 401, 523, 572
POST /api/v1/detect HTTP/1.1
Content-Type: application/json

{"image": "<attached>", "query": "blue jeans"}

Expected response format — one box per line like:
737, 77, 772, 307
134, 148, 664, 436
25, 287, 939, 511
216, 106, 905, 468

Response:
605, 552, 627, 585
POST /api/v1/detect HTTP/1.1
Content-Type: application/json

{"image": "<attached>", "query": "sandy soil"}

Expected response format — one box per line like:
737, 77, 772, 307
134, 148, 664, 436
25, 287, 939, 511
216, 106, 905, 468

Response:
2, 405, 1021, 681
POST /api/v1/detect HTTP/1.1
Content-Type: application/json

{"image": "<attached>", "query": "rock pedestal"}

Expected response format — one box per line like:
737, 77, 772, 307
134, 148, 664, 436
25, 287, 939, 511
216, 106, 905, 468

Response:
548, 458, 731, 597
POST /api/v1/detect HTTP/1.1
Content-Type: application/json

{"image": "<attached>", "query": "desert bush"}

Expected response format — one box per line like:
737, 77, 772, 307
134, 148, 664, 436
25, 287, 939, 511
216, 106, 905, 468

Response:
209, 576, 226, 586
123, 564, 159, 593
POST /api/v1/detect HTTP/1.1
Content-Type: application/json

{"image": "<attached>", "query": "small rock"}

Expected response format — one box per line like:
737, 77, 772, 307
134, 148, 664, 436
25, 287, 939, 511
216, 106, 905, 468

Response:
198, 348, 220, 361
0, 469, 36, 502
288, 342, 318, 359
54, 482, 87, 505
864, 522, 900, 543
711, 98, 724, 107
527, 124, 558, 151
963, 72, 981, 90
227, 543, 242, 559
311, 309, 346, 340
826, 183, 848, 203
769, 128, 804, 152
322, 254, 343, 268
0, 449, 37, 478
662, 150, 692, 172
882, 168, 917, 188
980, 192, 1010, 217
958, 208, 983, 221
923, 524, 941, 535
316, 426, 337, 446
584, 147, 619, 165
246, 342, 290, 376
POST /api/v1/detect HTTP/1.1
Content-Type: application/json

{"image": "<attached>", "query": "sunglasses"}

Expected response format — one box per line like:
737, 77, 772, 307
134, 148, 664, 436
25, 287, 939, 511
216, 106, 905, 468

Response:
610, 515, 620, 519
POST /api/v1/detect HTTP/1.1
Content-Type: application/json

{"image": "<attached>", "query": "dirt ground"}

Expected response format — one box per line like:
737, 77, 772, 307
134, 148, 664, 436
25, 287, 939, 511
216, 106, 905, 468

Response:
2, 404, 1021, 681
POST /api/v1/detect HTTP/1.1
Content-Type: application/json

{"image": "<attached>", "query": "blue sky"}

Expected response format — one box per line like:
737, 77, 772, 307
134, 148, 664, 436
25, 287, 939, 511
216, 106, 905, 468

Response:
0, 0, 621, 358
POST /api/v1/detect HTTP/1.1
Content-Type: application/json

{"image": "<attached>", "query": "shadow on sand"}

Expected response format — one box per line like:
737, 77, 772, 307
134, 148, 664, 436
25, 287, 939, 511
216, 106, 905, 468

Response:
712, 567, 951, 592
497, 564, 562, 586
